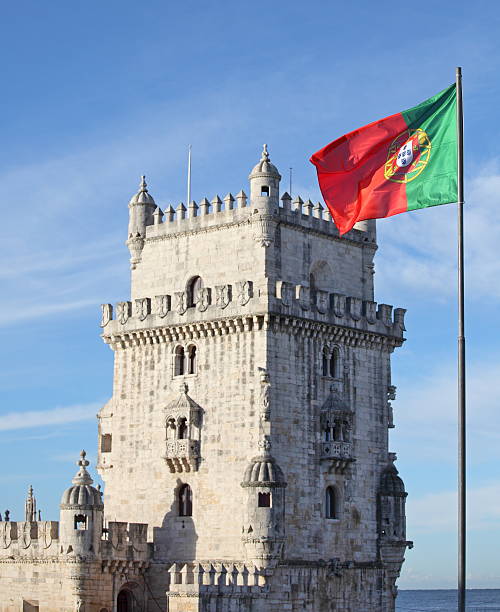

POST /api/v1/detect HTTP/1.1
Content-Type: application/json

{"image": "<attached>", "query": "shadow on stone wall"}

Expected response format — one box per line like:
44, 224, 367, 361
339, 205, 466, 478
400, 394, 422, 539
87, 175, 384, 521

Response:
152, 478, 198, 562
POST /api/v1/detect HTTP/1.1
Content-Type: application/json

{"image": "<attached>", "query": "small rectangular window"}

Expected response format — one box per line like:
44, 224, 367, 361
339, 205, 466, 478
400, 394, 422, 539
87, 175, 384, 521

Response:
101, 433, 112, 453
258, 492, 271, 507
260, 186, 269, 196
74, 514, 88, 530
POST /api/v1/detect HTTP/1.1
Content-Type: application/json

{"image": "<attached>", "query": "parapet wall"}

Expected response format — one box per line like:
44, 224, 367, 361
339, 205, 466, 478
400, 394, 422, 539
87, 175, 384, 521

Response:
0, 520, 149, 561
100, 280, 405, 341
145, 191, 373, 244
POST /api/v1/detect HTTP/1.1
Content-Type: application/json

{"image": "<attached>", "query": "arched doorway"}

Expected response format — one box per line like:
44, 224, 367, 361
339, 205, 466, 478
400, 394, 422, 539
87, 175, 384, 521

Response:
117, 589, 132, 612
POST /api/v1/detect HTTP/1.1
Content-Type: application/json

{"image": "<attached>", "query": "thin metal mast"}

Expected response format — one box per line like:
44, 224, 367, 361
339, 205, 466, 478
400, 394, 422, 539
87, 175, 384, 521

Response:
289, 167, 293, 196
456, 66, 466, 612
187, 144, 192, 206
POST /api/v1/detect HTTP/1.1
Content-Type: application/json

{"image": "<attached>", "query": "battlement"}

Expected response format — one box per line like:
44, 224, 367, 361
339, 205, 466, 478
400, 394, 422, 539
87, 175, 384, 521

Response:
100, 281, 405, 342
144, 191, 374, 245
166, 561, 269, 593
0, 521, 59, 557
101, 521, 149, 561
0, 520, 149, 561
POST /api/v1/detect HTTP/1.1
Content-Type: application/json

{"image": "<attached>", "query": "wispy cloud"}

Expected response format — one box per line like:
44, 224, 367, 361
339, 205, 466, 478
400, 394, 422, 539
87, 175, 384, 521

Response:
0, 402, 100, 431
377, 164, 500, 302
393, 359, 500, 464
408, 481, 500, 535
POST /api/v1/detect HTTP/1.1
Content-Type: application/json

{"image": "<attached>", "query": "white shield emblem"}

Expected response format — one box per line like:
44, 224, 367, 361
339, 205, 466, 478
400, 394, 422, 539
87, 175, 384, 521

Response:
396, 139, 414, 168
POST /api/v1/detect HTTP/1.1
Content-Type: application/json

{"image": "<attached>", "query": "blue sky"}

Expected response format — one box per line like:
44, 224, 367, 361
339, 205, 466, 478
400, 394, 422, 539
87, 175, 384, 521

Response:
1, 0, 499, 590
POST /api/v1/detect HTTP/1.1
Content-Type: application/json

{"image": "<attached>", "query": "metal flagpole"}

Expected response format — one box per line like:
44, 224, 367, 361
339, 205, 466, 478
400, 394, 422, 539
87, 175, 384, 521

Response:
456, 66, 466, 612
187, 144, 192, 206
289, 167, 293, 196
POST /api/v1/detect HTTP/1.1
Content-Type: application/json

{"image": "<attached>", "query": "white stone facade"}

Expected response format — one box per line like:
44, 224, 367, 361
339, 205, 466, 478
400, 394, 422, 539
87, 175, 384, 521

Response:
0, 145, 411, 611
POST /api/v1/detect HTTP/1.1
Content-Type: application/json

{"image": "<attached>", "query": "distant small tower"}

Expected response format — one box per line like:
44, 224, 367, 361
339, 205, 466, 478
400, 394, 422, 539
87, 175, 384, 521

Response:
248, 144, 281, 210
24, 485, 37, 522
126, 175, 156, 269
59, 451, 103, 557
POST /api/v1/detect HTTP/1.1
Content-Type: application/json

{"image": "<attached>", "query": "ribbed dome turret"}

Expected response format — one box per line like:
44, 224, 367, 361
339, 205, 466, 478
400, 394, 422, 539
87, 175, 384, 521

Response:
60, 450, 103, 508
129, 175, 155, 206
242, 454, 286, 487
380, 461, 406, 495
249, 144, 281, 179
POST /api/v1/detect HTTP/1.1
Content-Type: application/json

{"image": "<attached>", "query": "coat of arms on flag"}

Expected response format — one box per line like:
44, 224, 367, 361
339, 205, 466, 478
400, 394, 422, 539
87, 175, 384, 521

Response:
384, 129, 431, 183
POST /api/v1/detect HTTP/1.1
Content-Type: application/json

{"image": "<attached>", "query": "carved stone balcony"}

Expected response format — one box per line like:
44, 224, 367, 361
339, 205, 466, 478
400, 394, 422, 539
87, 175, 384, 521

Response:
164, 439, 200, 473
320, 441, 354, 473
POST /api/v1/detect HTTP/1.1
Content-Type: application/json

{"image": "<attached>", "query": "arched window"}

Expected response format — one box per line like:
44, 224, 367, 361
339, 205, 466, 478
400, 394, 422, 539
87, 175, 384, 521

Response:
117, 590, 132, 612
174, 346, 185, 376
322, 347, 329, 377
324, 420, 331, 442
258, 492, 271, 507
187, 276, 203, 308
187, 345, 197, 375
325, 486, 338, 519
166, 417, 176, 439
179, 484, 193, 517
330, 347, 340, 378
178, 417, 188, 440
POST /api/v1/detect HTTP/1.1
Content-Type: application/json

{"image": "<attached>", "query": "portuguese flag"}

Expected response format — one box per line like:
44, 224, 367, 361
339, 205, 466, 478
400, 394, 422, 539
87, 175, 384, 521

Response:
310, 84, 458, 235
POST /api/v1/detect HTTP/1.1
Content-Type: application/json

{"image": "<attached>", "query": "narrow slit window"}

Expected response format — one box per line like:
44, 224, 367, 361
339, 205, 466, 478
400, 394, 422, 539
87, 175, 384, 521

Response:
178, 417, 188, 440
325, 486, 337, 519
187, 345, 197, 374
330, 348, 339, 378
322, 347, 329, 377
174, 346, 185, 376
179, 484, 193, 517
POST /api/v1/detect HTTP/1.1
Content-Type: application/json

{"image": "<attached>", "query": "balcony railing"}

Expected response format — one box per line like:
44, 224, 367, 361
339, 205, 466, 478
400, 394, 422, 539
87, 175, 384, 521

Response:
164, 439, 200, 473
321, 441, 352, 460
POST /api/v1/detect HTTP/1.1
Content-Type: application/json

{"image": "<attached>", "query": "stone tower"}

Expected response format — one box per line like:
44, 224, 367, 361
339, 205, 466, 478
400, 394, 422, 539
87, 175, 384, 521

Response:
97, 145, 412, 611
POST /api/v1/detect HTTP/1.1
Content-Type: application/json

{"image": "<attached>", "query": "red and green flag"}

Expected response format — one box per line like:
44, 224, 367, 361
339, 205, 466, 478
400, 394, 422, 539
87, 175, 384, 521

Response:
310, 84, 458, 235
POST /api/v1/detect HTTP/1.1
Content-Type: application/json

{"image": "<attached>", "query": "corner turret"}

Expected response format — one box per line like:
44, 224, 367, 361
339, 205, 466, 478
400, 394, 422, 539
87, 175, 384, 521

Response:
59, 451, 103, 558
241, 446, 287, 567
249, 144, 281, 210
127, 175, 156, 269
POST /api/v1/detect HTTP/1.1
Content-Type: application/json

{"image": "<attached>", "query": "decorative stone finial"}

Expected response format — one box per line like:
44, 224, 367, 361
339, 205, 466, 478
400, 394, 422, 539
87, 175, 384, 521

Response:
25, 485, 36, 522
71, 450, 93, 486
261, 144, 270, 162
140, 175, 148, 192
179, 382, 189, 394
